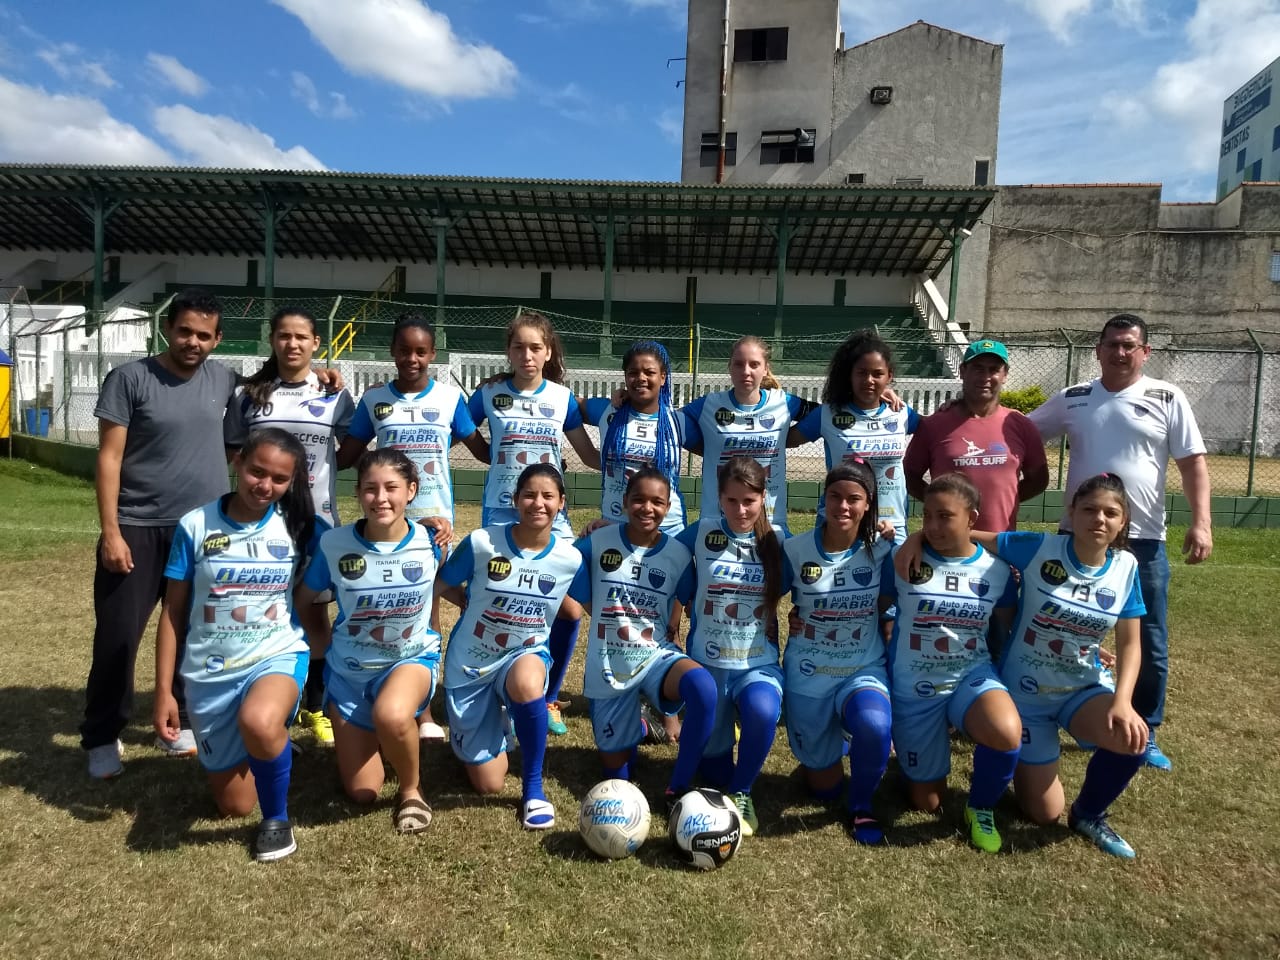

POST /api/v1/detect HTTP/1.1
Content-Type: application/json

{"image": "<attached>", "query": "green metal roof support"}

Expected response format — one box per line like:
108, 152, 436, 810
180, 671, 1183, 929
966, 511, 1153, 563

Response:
432, 216, 453, 349
946, 224, 965, 329
601, 211, 615, 358
773, 211, 790, 359
76, 187, 123, 384
260, 191, 296, 336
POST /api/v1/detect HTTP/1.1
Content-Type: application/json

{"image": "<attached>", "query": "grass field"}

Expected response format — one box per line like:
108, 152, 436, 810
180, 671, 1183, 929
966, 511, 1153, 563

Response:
1, 458, 1278, 960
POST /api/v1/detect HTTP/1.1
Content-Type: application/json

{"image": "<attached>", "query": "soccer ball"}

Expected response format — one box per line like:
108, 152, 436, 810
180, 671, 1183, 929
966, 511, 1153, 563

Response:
578, 779, 651, 859
668, 788, 742, 870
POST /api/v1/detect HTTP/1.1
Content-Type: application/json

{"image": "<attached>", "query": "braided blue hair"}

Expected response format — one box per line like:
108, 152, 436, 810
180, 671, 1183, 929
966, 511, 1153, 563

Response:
603, 341, 681, 487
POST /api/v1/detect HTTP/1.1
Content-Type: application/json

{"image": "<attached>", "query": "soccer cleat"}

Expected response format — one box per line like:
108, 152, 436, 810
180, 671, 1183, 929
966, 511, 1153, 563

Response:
663, 788, 680, 821
1143, 738, 1172, 772
846, 810, 884, 846
639, 701, 670, 745
546, 702, 568, 736
965, 805, 1002, 853
417, 719, 446, 743
521, 797, 556, 830
298, 708, 334, 746
731, 791, 758, 838
87, 740, 124, 780
252, 818, 297, 862
155, 728, 198, 758
1069, 808, 1136, 859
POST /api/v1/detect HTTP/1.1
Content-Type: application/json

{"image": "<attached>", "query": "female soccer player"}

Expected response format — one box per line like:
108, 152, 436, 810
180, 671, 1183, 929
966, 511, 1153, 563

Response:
790, 331, 919, 538
782, 460, 896, 844
226, 306, 356, 746
153, 428, 318, 862
295, 450, 443, 834
436, 463, 585, 830
674, 456, 784, 837
567, 468, 717, 809
880, 473, 1021, 854
468, 310, 600, 736
682, 336, 808, 533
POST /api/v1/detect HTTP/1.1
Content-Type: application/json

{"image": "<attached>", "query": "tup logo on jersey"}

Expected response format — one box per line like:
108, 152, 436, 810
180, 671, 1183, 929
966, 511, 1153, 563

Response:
909, 562, 933, 585
599, 548, 624, 573
800, 562, 822, 585
704, 530, 729, 552
832, 411, 856, 429
1040, 560, 1068, 586
339, 553, 367, 580
374, 402, 395, 421
493, 394, 514, 412
202, 533, 231, 556
267, 540, 291, 560
488, 556, 512, 581
714, 407, 735, 426
401, 561, 424, 583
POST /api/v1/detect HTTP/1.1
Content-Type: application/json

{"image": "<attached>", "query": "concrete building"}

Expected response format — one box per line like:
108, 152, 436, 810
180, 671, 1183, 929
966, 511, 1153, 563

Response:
1217, 57, 1280, 201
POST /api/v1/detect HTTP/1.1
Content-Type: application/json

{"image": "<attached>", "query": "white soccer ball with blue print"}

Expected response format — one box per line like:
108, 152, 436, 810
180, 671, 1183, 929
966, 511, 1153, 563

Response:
578, 779, 651, 859
668, 788, 742, 870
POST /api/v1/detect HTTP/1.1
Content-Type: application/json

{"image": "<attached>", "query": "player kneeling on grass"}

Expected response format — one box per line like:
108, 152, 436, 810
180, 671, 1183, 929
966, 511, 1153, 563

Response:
782, 460, 896, 845
881, 473, 1022, 854
897, 472, 1148, 857
567, 468, 717, 815
153, 428, 321, 862
294, 450, 442, 835
435, 463, 585, 830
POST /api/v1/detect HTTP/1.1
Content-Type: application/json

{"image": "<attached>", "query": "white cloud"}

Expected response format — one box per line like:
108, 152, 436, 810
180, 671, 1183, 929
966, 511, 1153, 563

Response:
152, 105, 327, 170
655, 106, 681, 144
290, 70, 356, 119
0, 75, 172, 164
146, 52, 208, 97
271, 0, 516, 100
36, 43, 115, 88
1010, 0, 1095, 40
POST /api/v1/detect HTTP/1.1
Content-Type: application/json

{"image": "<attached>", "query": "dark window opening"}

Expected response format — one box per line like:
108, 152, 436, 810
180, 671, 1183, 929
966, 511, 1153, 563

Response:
845, 173, 866, 184
700, 132, 737, 167
760, 128, 815, 164
734, 27, 788, 63
974, 159, 990, 186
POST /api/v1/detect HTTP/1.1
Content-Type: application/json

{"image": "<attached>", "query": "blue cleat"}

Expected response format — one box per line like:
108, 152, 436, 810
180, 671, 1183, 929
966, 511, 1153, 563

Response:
1143, 738, 1172, 772
1068, 808, 1136, 859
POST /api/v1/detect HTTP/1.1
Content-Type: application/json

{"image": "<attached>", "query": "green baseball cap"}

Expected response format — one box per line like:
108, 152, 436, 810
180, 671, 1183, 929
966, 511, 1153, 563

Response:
962, 339, 1009, 364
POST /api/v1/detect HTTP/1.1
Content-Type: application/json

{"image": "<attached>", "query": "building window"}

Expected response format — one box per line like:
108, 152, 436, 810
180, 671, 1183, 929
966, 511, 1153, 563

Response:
1250, 158, 1263, 181
893, 177, 925, 187
700, 132, 737, 167
760, 128, 815, 164
974, 159, 990, 186
1274, 125, 1280, 151
734, 27, 788, 62
1270, 251, 1280, 282
845, 173, 866, 184
1238, 148, 1248, 172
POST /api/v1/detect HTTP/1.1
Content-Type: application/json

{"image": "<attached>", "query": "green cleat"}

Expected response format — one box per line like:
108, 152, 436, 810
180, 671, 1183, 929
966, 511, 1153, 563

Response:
732, 791, 758, 838
965, 805, 1002, 853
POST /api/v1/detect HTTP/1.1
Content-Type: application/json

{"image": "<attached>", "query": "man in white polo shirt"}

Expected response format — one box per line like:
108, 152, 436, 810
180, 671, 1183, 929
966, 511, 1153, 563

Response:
1028, 314, 1212, 772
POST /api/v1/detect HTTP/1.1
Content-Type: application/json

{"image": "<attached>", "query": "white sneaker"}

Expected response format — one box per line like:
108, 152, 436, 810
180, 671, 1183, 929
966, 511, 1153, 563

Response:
87, 740, 124, 779
418, 720, 446, 742
155, 728, 198, 757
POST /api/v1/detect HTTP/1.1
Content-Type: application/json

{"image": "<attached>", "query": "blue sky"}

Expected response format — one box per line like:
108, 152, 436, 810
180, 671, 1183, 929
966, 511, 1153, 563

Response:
0, 0, 1273, 200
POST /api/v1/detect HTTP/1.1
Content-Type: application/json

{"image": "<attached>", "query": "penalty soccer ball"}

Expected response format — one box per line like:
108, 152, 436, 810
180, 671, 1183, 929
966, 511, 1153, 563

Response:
668, 788, 742, 870
578, 779, 651, 859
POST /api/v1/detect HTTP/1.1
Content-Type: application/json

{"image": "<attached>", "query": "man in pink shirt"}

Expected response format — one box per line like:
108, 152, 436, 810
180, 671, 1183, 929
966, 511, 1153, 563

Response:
904, 339, 1049, 532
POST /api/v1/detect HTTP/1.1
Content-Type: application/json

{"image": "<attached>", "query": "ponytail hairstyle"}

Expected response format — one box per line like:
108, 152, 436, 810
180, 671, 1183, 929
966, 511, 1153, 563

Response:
732, 335, 781, 391
243, 306, 319, 408
237, 427, 315, 554
391, 312, 437, 352
823, 330, 894, 407
1071, 472, 1132, 553
823, 459, 879, 558
604, 340, 681, 487
716, 455, 783, 617
506, 309, 567, 384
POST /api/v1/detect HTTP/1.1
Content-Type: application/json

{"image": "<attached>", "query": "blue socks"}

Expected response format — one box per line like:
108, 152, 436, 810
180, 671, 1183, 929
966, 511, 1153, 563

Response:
603, 746, 638, 782
842, 689, 892, 814
669, 667, 716, 793
508, 695, 549, 804
1073, 748, 1144, 821
969, 744, 1020, 809
247, 742, 292, 823
699, 750, 734, 790
545, 618, 580, 703
727, 682, 781, 795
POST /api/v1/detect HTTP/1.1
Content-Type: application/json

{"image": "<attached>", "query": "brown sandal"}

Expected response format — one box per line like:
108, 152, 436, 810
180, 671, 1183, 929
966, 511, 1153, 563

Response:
393, 796, 433, 834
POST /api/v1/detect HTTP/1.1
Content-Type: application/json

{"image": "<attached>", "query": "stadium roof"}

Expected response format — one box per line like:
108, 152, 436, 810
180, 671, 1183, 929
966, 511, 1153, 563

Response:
0, 165, 992, 277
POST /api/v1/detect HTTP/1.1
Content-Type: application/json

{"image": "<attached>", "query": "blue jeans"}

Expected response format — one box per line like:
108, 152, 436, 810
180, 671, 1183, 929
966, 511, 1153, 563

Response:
1128, 539, 1170, 729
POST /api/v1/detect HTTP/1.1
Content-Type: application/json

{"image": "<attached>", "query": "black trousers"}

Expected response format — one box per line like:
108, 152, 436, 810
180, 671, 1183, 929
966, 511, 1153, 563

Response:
79, 524, 186, 749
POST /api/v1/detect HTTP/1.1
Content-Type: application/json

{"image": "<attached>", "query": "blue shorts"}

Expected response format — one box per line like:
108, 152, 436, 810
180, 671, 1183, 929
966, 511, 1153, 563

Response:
481, 506, 574, 539
324, 657, 438, 733
188, 652, 308, 773
588, 649, 688, 753
446, 649, 550, 765
892, 662, 1007, 784
785, 666, 889, 770
702, 663, 784, 758
1015, 682, 1113, 765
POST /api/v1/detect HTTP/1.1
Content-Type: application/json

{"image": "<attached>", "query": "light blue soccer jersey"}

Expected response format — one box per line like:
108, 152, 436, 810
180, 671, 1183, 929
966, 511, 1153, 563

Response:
674, 517, 781, 672
567, 523, 691, 698
794, 402, 920, 535
348, 380, 477, 523
439, 525, 584, 688
225, 374, 355, 528
302, 520, 443, 688
781, 527, 894, 698
683, 388, 805, 528
584, 397, 689, 533
881, 543, 1016, 702
165, 499, 310, 691
995, 532, 1145, 701
468, 379, 582, 513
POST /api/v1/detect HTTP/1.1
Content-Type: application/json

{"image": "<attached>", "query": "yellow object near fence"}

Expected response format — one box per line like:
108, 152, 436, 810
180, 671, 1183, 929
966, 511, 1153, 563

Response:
0, 347, 11, 439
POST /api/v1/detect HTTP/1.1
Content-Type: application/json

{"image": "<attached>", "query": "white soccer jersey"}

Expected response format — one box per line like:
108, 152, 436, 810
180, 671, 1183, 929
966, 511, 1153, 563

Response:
683, 388, 805, 528
1028, 375, 1206, 540
585, 397, 689, 533
568, 523, 691, 698
226, 375, 355, 527
440, 525, 584, 688
302, 520, 442, 689
349, 380, 477, 523
165, 499, 308, 691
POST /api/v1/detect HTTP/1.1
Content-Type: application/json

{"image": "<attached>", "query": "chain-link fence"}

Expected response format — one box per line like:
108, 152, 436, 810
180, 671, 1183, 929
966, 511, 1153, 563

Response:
8, 294, 1280, 496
